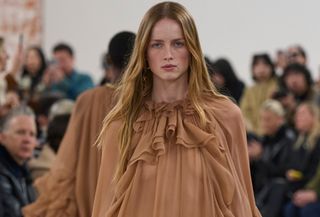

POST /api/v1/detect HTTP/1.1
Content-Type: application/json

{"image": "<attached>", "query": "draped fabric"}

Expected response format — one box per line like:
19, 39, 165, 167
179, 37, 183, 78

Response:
92, 95, 261, 217
23, 85, 115, 217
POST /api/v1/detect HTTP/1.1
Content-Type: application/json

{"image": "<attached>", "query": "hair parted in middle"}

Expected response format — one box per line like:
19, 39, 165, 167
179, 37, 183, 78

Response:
96, 1, 222, 181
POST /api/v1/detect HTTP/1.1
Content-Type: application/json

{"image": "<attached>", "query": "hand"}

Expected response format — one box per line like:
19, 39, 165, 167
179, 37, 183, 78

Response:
248, 140, 263, 160
42, 65, 64, 86
293, 190, 317, 207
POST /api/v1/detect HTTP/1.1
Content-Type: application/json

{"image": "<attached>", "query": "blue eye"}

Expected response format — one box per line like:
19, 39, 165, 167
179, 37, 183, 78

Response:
174, 41, 185, 48
151, 43, 162, 48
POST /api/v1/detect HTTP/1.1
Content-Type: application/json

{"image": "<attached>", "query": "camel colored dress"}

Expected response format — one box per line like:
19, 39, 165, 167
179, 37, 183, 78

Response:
23, 85, 115, 217
92, 95, 261, 217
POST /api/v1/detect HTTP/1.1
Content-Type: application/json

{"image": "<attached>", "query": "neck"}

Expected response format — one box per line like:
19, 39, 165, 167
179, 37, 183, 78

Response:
152, 79, 188, 103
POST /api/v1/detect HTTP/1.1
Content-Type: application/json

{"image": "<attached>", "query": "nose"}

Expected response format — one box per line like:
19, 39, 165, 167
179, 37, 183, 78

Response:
164, 46, 173, 61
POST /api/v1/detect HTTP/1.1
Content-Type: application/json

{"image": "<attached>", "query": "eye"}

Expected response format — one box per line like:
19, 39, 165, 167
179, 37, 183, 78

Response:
151, 42, 162, 48
174, 41, 185, 48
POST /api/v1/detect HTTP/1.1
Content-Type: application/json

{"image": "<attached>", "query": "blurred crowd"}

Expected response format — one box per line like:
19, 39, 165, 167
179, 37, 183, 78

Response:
1, 32, 320, 217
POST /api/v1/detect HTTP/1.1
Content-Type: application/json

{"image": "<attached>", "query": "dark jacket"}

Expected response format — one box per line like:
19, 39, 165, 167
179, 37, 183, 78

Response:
251, 125, 296, 193
0, 145, 36, 217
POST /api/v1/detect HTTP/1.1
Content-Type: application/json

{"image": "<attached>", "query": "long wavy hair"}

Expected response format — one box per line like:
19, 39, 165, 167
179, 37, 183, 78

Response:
294, 103, 320, 151
97, 1, 221, 181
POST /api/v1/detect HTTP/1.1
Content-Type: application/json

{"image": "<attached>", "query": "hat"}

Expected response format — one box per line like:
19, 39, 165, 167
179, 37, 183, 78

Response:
107, 31, 136, 70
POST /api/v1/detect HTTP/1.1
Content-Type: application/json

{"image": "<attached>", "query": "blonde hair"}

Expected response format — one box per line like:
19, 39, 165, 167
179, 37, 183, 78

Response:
96, 1, 221, 181
294, 103, 320, 151
261, 99, 285, 117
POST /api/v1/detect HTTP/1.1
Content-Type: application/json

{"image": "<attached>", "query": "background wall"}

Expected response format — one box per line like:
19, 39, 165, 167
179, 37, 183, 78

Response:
43, 0, 320, 84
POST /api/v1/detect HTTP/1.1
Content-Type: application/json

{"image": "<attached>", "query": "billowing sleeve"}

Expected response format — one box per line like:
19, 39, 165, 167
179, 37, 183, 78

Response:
23, 86, 114, 217
215, 99, 261, 217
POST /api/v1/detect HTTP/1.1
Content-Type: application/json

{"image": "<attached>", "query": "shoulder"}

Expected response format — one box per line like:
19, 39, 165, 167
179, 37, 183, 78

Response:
76, 85, 115, 108
204, 95, 242, 122
75, 71, 93, 80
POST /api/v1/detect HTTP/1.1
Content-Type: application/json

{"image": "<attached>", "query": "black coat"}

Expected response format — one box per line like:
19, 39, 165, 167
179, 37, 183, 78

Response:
0, 145, 36, 217
251, 125, 296, 193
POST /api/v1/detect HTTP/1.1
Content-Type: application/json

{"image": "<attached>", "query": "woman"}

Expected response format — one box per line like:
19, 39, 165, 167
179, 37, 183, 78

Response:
240, 53, 278, 135
92, 2, 261, 217
258, 103, 320, 217
19, 46, 47, 103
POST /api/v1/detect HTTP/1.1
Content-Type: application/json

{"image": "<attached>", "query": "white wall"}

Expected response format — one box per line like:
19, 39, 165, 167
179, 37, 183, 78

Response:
44, 0, 320, 84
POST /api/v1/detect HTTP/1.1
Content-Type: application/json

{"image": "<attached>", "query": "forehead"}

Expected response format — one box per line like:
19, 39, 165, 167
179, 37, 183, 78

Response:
54, 50, 71, 58
6, 115, 36, 130
150, 18, 184, 39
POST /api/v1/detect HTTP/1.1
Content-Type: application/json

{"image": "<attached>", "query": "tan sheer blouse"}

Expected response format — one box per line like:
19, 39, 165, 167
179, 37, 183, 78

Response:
92, 95, 261, 217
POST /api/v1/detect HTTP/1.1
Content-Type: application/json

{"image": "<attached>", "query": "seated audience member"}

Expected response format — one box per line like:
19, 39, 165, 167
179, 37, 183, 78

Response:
0, 37, 20, 118
287, 45, 307, 66
284, 163, 320, 217
257, 102, 320, 217
33, 94, 62, 146
281, 63, 316, 105
248, 100, 296, 217
28, 98, 74, 180
274, 49, 288, 75
42, 43, 94, 100
28, 113, 71, 180
240, 53, 279, 135
0, 106, 37, 217
249, 100, 296, 193
210, 58, 245, 104
19, 46, 47, 104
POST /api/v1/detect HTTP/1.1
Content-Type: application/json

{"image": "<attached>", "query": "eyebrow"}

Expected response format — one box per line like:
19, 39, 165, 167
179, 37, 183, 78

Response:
149, 38, 185, 42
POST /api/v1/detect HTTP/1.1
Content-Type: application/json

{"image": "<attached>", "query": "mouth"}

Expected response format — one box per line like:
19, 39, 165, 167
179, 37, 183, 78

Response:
161, 64, 177, 70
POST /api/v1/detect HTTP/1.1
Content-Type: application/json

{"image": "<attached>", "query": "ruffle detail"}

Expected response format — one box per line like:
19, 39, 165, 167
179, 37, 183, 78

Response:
129, 99, 216, 166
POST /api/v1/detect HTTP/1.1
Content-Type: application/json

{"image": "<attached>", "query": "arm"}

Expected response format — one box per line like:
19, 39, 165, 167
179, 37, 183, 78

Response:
218, 100, 261, 217
0, 175, 22, 217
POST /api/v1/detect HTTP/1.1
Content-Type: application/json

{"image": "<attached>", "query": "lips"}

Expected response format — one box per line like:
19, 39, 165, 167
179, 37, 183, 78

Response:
161, 64, 177, 70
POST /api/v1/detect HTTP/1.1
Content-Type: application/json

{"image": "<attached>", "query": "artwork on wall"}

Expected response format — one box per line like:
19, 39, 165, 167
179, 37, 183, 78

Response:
0, 0, 42, 65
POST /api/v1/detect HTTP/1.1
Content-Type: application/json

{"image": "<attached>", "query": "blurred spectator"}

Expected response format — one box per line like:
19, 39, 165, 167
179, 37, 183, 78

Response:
256, 102, 320, 217
28, 113, 71, 181
33, 95, 62, 146
100, 31, 136, 85
29, 99, 73, 180
240, 53, 279, 135
275, 49, 288, 75
287, 45, 307, 66
210, 58, 245, 104
249, 100, 296, 216
286, 103, 320, 191
284, 163, 320, 217
43, 43, 94, 99
19, 46, 47, 104
0, 37, 21, 119
0, 106, 37, 217
281, 63, 316, 105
